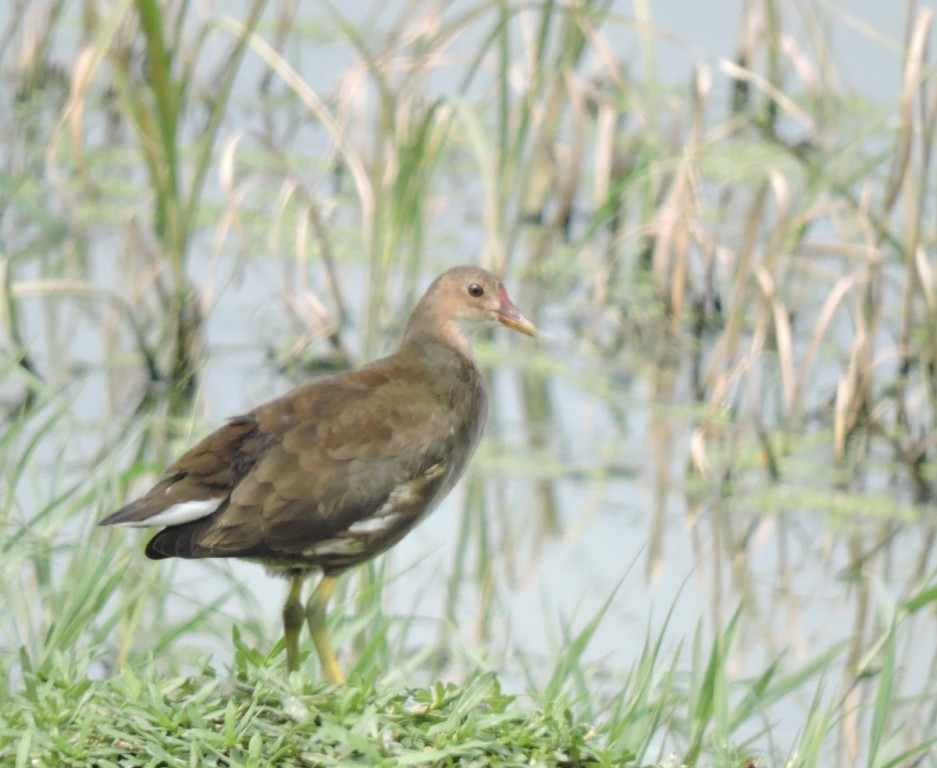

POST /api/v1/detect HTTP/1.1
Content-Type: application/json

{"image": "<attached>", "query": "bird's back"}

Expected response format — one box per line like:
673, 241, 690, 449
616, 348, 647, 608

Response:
109, 341, 488, 575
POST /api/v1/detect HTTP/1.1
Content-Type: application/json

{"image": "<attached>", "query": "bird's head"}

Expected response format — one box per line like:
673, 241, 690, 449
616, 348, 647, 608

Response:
404, 266, 537, 352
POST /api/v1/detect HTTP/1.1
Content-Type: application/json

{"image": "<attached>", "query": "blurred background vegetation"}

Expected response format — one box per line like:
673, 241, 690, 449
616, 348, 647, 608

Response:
2, 0, 937, 765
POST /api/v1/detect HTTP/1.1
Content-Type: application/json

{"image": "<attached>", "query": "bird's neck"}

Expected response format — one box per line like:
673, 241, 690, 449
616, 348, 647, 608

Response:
401, 307, 472, 359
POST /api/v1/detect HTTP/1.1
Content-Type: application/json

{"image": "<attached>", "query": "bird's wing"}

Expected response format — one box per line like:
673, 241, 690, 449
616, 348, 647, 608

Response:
99, 415, 266, 527
194, 370, 462, 558
115, 356, 482, 563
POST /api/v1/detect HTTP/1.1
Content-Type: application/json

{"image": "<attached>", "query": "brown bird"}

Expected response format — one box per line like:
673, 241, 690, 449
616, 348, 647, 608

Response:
100, 266, 536, 682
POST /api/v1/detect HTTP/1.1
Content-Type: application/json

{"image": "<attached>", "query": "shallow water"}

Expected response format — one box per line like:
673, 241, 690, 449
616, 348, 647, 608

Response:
68, 246, 933, 760
3, 0, 935, 763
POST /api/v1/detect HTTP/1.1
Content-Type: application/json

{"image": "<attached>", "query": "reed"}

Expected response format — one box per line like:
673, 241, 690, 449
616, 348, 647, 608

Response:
45, 0, 268, 416
2, 0, 937, 764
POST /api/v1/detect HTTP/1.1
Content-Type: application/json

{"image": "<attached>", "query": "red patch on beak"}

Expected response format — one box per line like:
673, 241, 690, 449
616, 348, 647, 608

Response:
495, 284, 537, 337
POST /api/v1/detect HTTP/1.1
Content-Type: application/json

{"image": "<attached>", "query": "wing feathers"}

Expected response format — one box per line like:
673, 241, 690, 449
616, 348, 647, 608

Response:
106, 498, 222, 528
104, 347, 487, 572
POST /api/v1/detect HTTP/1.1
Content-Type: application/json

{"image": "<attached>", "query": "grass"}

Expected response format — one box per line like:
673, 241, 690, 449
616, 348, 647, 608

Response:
2, 657, 610, 768
4, 574, 934, 767
3, 0, 937, 765
0, 638, 612, 768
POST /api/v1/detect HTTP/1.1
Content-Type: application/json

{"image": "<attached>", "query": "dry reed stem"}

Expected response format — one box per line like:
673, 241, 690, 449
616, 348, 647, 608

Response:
220, 14, 375, 249
790, 270, 863, 428
46, 1, 135, 199
879, 8, 932, 227
753, 267, 794, 411
650, 59, 708, 340
717, 56, 816, 132
703, 184, 768, 415
893, 10, 935, 431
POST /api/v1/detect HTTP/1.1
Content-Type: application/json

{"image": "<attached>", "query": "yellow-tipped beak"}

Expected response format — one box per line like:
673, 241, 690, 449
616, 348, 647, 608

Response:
496, 295, 538, 338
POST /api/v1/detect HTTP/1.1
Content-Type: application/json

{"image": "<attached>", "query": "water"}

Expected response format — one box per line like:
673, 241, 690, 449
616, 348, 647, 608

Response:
3, 0, 935, 763
96, 246, 934, 757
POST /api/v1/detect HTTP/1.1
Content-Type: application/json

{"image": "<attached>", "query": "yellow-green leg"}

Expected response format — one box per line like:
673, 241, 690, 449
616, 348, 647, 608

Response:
305, 574, 345, 684
282, 576, 305, 672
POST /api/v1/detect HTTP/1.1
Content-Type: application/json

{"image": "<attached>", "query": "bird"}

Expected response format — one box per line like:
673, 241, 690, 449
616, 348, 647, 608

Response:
100, 266, 537, 682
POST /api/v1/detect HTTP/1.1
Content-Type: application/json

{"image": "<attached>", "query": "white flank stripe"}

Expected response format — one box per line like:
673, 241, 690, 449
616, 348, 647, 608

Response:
303, 538, 365, 557
119, 498, 223, 528
347, 514, 398, 536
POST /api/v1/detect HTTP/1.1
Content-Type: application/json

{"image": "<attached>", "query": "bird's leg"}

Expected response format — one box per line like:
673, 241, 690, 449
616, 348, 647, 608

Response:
283, 575, 305, 671
305, 574, 345, 684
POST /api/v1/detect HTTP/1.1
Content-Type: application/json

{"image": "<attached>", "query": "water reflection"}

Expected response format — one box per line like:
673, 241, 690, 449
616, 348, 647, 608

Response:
4, 1, 937, 763
469, 298, 937, 762
8, 231, 937, 761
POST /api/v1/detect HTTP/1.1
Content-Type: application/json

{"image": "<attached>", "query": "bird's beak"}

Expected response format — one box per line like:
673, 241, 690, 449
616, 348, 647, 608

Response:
496, 286, 538, 337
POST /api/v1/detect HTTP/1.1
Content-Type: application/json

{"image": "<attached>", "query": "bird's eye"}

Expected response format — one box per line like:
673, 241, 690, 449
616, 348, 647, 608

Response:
467, 283, 484, 297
